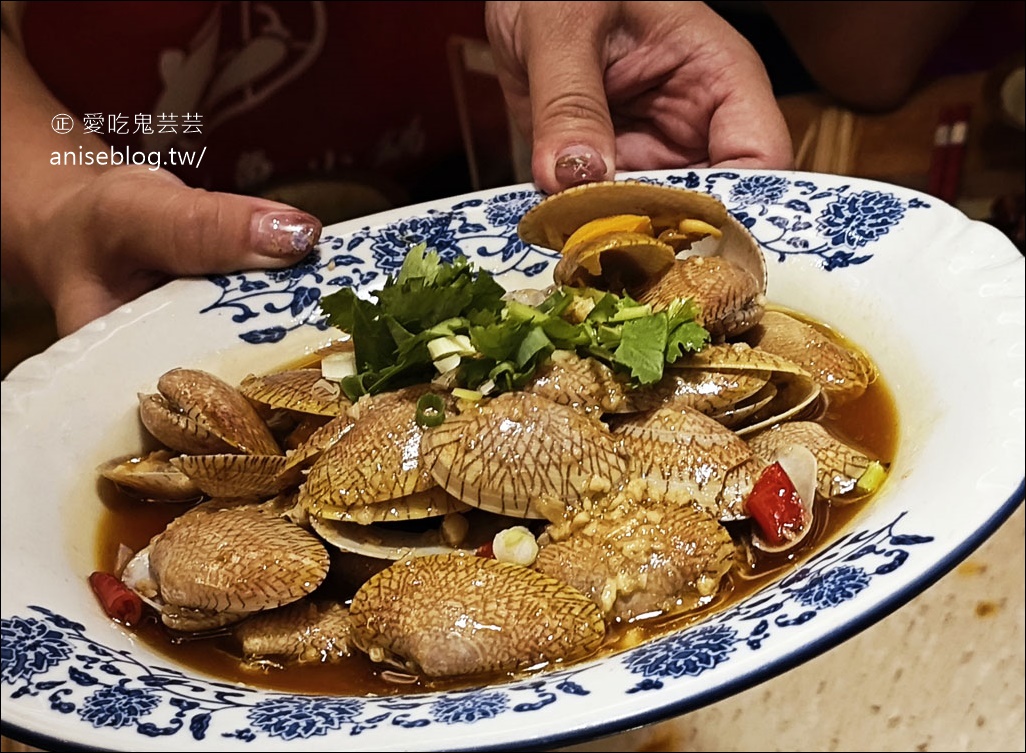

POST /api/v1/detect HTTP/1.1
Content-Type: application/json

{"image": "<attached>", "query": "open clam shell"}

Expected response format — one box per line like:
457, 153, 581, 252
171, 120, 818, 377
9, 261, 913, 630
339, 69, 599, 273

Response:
669, 344, 822, 435
551, 231, 677, 292
98, 450, 201, 502
518, 180, 766, 295
747, 421, 880, 503
310, 509, 521, 561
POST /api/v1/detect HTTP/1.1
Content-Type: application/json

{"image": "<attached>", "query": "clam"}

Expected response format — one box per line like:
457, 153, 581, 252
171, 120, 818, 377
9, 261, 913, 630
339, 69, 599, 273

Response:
298, 386, 441, 512
121, 503, 330, 631
296, 386, 483, 560
518, 181, 767, 337
611, 406, 767, 521
744, 310, 876, 405
625, 366, 771, 417
420, 391, 629, 521
519, 180, 765, 290
523, 349, 636, 414
533, 502, 735, 622
742, 311, 878, 406
306, 486, 471, 525
349, 552, 605, 678
239, 368, 351, 417
669, 343, 822, 435
552, 229, 677, 293
637, 255, 765, 339
169, 453, 303, 499
310, 509, 519, 561
747, 421, 882, 503
138, 368, 281, 456
98, 450, 201, 502
283, 411, 357, 471
232, 601, 355, 666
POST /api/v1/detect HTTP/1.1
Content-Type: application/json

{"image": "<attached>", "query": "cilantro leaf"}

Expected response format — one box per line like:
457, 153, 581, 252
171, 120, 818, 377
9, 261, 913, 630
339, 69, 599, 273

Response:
319, 244, 710, 397
613, 313, 669, 384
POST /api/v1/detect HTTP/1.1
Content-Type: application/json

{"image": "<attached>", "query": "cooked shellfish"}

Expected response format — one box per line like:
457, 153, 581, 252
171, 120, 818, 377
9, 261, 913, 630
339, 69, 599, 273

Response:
349, 552, 605, 677
122, 503, 330, 631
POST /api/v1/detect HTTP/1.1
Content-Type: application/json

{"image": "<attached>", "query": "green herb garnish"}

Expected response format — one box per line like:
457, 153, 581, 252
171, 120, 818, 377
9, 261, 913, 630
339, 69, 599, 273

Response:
319, 244, 710, 398
415, 393, 447, 427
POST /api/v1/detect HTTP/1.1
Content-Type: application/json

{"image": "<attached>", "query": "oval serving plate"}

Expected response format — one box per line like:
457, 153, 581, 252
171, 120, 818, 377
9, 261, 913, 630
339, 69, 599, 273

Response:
2, 169, 1023, 752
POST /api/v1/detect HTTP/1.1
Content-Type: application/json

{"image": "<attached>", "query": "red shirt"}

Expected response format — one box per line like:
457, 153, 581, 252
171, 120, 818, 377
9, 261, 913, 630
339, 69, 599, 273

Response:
22, 1, 511, 216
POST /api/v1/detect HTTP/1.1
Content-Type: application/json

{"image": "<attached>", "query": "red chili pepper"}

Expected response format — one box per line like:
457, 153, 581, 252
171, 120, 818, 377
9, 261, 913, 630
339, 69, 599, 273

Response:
89, 571, 144, 626
746, 462, 806, 548
475, 541, 495, 559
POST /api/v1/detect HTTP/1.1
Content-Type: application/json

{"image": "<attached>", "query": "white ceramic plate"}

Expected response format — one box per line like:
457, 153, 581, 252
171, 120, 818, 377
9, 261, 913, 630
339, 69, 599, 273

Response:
2, 169, 1023, 752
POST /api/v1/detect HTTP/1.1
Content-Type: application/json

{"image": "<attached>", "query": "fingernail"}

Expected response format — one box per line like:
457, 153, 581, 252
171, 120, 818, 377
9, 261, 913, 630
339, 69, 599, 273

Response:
252, 211, 321, 257
554, 145, 608, 187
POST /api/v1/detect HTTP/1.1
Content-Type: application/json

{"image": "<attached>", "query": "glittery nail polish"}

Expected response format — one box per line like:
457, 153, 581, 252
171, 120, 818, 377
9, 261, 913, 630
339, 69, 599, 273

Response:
252, 211, 321, 257
554, 146, 609, 187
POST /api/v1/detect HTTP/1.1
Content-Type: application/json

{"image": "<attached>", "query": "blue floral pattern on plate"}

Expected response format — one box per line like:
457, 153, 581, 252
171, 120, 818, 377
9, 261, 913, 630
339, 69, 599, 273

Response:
1, 514, 931, 743
200, 173, 928, 344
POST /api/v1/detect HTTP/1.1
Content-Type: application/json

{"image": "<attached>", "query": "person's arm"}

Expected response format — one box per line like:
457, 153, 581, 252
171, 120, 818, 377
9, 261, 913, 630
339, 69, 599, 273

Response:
762, 1, 974, 112
1, 21, 321, 336
486, 1, 794, 195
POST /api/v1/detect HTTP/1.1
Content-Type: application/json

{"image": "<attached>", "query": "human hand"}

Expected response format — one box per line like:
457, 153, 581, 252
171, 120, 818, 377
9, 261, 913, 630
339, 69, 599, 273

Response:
485, 1, 794, 194
24, 166, 321, 336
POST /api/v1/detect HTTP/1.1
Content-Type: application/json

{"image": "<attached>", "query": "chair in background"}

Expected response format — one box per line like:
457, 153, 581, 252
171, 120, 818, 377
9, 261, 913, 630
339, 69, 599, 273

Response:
446, 35, 532, 191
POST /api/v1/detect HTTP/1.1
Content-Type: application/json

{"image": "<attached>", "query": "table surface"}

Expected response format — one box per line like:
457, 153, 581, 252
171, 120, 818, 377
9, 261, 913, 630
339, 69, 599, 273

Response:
2, 70, 1023, 753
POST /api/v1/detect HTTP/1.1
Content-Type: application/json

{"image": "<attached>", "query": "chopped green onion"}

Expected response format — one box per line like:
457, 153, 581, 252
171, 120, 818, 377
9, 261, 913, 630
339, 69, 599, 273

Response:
452, 387, 483, 402
433, 353, 462, 374
856, 460, 888, 493
427, 335, 475, 361
415, 393, 446, 427
320, 351, 357, 381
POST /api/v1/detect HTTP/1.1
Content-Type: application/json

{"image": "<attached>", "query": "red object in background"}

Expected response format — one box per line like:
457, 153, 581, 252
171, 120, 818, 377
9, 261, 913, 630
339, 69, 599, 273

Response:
927, 103, 972, 203
19, 2, 504, 204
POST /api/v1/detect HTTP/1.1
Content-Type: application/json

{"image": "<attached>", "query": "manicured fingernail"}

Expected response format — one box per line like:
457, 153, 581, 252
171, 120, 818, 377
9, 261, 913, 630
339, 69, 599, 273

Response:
252, 211, 321, 257
554, 146, 608, 187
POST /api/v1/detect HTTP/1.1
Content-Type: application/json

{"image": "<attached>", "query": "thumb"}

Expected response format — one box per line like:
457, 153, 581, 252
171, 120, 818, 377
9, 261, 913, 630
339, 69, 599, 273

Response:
50, 167, 322, 335
103, 167, 322, 276
517, 4, 617, 194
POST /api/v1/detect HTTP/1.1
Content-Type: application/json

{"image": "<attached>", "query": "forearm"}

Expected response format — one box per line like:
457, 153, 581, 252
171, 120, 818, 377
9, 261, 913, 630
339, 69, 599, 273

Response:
1, 29, 109, 291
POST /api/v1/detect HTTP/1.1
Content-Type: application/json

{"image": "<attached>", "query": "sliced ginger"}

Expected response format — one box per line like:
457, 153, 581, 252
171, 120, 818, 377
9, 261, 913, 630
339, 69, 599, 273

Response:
562, 214, 654, 254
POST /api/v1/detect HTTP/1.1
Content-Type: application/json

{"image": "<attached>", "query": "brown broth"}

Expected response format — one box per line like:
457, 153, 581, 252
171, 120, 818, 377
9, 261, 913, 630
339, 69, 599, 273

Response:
94, 321, 899, 697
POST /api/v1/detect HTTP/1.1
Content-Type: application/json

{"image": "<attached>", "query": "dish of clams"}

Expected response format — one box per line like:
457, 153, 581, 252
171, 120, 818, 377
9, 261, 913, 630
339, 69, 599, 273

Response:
4, 170, 1023, 752
93, 180, 893, 691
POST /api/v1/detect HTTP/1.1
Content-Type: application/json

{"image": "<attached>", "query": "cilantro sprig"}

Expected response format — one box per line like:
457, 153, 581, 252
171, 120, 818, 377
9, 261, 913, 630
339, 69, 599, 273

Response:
319, 244, 709, 399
